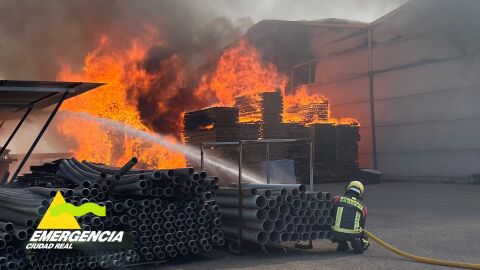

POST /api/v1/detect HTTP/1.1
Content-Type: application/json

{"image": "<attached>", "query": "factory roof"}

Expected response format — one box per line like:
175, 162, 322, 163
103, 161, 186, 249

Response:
0, 80, 103, 120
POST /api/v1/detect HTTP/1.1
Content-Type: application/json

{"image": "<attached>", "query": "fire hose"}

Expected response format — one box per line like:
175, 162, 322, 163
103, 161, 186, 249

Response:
280, 230, 480, 269
364, 230, 480, 270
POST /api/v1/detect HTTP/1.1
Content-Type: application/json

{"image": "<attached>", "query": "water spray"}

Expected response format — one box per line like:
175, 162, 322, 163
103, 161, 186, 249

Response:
59, 111, 264, 184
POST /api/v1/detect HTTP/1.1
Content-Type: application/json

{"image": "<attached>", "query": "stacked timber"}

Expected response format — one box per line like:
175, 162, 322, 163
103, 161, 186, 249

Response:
335, 124, 360, 178
183, 107, 242, 174
183, 91, 360, 184
284, 101, 329, 124
234, 91, 283, 124
183, 107, 238, 133
0, 157, 224, 269
306, 123, 360, 182
217, 184, 334, 246
236, 92, 287, 168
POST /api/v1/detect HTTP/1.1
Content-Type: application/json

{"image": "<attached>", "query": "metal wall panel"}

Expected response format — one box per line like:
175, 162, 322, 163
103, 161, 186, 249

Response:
372, 32, 466, 72
314, 49, 368, 82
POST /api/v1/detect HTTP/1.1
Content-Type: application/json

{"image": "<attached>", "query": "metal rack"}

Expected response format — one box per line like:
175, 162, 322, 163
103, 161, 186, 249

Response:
200, 138, 314, 254
0, 80, 102, 185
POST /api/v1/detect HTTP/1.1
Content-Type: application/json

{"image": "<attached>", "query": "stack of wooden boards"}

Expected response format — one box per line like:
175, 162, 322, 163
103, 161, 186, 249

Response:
284, 101, 330, 123
291, 123, 359, 182
183, 91, 359, 183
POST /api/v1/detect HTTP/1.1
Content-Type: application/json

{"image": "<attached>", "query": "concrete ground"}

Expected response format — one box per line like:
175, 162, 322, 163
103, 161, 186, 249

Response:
129, 182, 480, 270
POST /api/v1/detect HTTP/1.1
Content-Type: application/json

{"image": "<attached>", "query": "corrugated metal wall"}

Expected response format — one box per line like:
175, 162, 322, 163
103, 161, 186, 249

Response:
302, 0, 480, 179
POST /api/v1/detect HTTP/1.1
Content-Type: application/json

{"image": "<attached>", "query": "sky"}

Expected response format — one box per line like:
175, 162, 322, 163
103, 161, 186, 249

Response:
206, 0, 410, 24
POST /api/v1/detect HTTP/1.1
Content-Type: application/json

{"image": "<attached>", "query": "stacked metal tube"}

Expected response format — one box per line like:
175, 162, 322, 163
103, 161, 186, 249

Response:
0, 157, 224, 269
217, 184, 334, 245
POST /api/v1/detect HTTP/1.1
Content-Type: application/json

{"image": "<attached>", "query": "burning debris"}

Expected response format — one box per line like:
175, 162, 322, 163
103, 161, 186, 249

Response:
234, 92, 283, 124
55, 32, 335, 171
184, 91, 360, 183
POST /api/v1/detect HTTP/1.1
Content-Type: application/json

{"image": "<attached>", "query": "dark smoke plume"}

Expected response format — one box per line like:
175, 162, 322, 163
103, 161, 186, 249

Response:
0, 0, 251, 139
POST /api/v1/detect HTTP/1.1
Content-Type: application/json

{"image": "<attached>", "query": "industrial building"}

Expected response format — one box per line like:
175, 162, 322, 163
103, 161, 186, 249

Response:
0, 1, 479, 269
245, 0, 480, 181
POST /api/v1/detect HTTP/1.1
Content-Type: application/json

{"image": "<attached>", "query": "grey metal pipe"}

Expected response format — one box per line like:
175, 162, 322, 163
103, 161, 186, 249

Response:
0, 222, 13, 232
292, 199, 302, 209
288, 188, 300, 197
223, 226, 268, 245
112, 180, 147, 192
284, 195, 294, 204
280, 232, 290, 242
173, 168, 195, 177
270, 188, 287, 197
290, 232, 300, 242
256, 189, 273, 198
266, 199, 277, 209
286, 223, 295, 233
267, 208, 280, 221
274, 219, 285, 232
235, 221, 274, 232
216, 188, 258, 197
221, 208, 267, 222
216, 195, 267, 209
268, 231, 280, 243
325, 201, 333, 210
299, 192, 307, 201
243, 184, 306, 192
0, 204, 45, 216
116, 157, 138, 176
279, 203, 290, 215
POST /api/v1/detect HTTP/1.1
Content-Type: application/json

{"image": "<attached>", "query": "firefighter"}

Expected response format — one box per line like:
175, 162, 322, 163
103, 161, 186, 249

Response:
331, 180, 369, 254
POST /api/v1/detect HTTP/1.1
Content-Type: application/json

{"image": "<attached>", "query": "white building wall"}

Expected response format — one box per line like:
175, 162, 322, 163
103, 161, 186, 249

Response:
303, 0, 480, 179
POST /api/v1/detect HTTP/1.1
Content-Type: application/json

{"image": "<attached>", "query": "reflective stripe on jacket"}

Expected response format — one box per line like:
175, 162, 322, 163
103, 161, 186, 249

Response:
331, 195, 365, 234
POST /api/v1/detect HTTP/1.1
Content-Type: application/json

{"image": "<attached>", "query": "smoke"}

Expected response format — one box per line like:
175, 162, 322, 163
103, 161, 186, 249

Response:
207, 0, 409, 23
0, 0, 250, 80
0, 109, 73, 154
0, 0, 252, 140
0, 0, 407, 80
0, 0, 408, 153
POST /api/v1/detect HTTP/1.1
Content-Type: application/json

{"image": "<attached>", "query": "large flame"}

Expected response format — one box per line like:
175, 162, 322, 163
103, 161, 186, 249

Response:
56, 33, 357, 168
195, 39, 288, 106
57, 30, 186, 168
195, 39, 353, 125
284, 86, 329, 124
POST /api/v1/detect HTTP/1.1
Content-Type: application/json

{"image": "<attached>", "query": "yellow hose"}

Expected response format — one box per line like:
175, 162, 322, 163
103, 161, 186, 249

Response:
364, 230, 480, 270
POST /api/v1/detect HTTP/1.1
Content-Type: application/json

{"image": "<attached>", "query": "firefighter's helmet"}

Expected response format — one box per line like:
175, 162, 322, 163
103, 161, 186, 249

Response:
346, 181, 365, 197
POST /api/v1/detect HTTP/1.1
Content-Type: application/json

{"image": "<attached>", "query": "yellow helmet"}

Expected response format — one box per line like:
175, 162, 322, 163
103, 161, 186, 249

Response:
346, 181, 365, 197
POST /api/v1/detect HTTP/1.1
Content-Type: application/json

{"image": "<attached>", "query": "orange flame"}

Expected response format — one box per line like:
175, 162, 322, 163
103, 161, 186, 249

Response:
284, 86, 330, 124
57, 30, 186, 168
330, 118, 360, 126
195, 38, 288, 106
57, 32, 358, 168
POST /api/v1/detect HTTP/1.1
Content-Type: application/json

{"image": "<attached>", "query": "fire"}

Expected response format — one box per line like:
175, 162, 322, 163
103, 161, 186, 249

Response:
56, 31, 357, 168
235, 93, 264, 123
284, 87, 330, 124
195, 39, 353, 126
330, 118, 360, 126
57, 30, 186, 168
198, 124, 214, 130
195, 38, 288, 106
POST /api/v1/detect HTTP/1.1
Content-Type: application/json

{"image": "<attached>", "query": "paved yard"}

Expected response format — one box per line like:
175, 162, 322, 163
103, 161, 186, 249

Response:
128, 182, 480, 270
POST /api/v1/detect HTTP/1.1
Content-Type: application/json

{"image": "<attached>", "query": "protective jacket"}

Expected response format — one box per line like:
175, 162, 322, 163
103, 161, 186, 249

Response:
331, 192, 367, 236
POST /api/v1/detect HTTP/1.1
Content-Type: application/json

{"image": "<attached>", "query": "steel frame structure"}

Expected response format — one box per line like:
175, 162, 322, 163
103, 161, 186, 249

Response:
0, 81, 102, 185
200, 138, 314, 254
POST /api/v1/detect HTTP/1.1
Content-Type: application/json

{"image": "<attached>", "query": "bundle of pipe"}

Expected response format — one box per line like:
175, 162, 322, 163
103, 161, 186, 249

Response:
0, 172, 139, 268
217, 184, 334, 246
1, 249, 136, 270
0, 157, 224, 269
